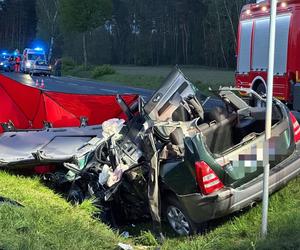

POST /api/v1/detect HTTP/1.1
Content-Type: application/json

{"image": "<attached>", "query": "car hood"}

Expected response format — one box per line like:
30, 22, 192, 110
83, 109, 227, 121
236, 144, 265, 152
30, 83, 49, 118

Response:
0, 125, 103, 167
144, 68, 202, 122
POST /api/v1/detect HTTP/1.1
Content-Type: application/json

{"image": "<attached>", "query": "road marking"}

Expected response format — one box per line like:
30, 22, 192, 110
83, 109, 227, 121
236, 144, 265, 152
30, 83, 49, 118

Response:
82, 86, 118, 93
99, 88, 118, 93
68, 83, 80, 86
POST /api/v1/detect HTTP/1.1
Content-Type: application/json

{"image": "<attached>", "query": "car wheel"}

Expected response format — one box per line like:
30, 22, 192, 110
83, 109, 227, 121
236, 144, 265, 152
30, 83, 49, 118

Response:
166, 197, 198, 236
67, 184, 84, 205
253, 83, 266, 107
256, 83, 266, 96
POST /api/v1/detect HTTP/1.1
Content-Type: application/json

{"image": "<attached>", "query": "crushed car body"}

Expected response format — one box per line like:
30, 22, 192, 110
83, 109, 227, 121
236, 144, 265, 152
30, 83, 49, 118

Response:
0, 68, 300, 236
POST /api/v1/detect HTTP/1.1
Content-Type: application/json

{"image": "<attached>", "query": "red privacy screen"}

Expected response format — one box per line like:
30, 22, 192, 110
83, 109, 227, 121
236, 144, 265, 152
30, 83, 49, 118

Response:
0, 74, 138, 132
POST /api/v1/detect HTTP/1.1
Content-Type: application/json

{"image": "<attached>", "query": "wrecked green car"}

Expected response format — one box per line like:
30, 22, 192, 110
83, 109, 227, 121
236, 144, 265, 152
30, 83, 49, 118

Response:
1, 68, 300, 236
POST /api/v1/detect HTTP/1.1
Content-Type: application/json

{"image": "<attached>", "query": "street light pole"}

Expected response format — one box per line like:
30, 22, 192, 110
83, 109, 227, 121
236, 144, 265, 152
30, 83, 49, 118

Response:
262, 0, 277, 238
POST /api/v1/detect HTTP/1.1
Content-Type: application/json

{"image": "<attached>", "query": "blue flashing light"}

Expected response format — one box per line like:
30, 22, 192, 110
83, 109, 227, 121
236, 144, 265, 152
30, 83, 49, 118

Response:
1, 52, 7, 55
34, 47, 44, 51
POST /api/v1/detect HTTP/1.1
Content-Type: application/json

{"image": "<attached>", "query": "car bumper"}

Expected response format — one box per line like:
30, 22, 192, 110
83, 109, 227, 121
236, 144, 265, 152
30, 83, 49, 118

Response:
177, 146, 300, 224
24, 67, 32, 73
0, 65, 7, 70
32, 69, 51, 74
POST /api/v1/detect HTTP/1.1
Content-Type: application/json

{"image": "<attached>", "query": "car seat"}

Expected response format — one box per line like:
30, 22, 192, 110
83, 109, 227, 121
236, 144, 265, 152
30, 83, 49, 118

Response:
202, 106, 236, 154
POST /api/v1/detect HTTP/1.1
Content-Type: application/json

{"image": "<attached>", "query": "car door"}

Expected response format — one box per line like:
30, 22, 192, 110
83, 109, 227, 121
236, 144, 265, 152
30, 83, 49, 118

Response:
214, 104, 293, 187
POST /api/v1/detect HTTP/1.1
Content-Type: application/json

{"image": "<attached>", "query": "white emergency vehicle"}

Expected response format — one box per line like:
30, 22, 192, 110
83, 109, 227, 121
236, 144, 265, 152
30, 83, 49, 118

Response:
21, 48, 46, 74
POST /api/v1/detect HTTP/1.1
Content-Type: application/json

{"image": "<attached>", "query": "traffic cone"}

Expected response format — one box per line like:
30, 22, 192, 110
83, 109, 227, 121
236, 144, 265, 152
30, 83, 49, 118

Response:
41, 79, 45, 89
35, 79, 39, 87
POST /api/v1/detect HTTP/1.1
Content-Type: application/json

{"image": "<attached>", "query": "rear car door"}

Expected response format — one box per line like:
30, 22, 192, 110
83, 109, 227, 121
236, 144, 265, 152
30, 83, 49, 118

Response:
203, 101, 294, 188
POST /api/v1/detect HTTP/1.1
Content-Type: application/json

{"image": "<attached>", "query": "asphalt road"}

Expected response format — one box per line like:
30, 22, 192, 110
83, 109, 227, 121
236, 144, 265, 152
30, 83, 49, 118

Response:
2, 71, 300, 124
1, 72, 153, 98
1, 71, 227, 111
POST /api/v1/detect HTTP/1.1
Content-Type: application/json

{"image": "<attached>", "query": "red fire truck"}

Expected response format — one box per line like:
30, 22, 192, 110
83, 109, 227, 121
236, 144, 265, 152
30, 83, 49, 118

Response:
235, 0, 300, 110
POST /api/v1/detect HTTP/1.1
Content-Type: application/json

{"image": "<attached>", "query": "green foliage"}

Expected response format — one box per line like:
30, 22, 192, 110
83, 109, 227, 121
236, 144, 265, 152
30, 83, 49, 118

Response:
56, 0, 250, 67
92, 65, 116, 78
134, 231, 159, 246
61, 57, 76, 71
77, 64, 94, 72
0, 0, 37, 50
59, 0, 112, 33
36, 0, 60, 42
63, 65, 234, 93
59, 0, 112, 66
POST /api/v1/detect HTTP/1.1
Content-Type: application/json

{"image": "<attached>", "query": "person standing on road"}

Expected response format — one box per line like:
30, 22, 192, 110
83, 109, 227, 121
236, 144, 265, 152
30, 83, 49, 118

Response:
54, 58, 62, 77
15, 56, 21, 72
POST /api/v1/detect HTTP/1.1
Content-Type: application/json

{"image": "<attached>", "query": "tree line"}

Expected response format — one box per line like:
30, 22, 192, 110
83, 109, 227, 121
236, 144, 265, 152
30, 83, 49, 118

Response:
0, 0, 37, 51
1, 0, 255, 69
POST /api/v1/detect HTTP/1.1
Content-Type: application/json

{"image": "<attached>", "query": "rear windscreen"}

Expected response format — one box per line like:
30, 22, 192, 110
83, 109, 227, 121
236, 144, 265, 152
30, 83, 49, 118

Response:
28, 54, 45, 61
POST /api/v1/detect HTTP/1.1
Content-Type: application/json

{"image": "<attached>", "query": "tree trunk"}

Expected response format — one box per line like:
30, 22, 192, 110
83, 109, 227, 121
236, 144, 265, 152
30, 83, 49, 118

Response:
48, 36, 54, 63
202, 21, 207, 66
183, 22, 189, 65
224, 0, 237, 49
82, 32, 88, 68
215, 0, 228, 68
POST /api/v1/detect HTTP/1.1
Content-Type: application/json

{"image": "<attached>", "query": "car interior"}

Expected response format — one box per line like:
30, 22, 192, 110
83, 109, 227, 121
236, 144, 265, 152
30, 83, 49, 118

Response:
168, 94, 284, 155
142, 69, 284, 156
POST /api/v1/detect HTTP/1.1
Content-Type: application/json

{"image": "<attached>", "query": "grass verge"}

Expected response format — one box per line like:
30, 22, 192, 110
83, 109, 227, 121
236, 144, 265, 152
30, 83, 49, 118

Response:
0, 171, 125, 250
63, 65, 235, 94
1, 171, 298, 250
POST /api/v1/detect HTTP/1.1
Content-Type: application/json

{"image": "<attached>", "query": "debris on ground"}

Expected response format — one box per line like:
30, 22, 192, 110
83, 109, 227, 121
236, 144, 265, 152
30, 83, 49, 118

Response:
117, 242, 133, 250
0, 196, 23, 206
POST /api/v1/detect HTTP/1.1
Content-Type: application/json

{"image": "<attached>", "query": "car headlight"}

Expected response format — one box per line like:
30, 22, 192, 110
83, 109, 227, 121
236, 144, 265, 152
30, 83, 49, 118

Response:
0, 62, 3, 66
26, 62, 31, 67
48, 66, 52, 69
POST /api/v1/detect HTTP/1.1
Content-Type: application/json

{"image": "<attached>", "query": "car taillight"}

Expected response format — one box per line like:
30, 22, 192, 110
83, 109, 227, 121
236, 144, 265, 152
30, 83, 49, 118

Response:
195, 161, 224, 195
34, 165, 56, 174
289, 112, 300, 143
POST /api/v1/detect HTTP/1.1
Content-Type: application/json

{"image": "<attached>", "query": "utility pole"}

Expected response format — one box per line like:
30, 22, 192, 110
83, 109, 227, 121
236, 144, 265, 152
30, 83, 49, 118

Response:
262, 0, 277, 238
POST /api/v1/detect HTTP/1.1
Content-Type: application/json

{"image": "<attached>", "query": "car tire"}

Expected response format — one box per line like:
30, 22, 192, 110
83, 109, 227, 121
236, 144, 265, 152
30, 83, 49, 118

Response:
165, 196, 198, 236
67, 184, 84, 205
253, 83, 266, 107
256, 83, 266, 96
